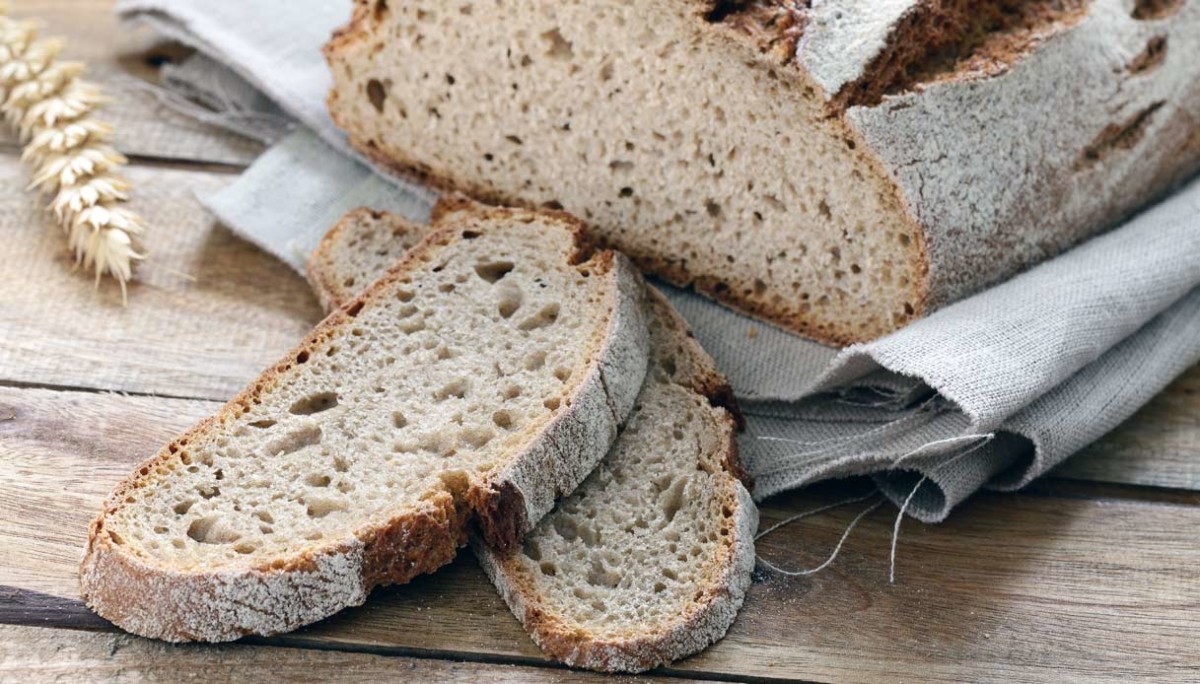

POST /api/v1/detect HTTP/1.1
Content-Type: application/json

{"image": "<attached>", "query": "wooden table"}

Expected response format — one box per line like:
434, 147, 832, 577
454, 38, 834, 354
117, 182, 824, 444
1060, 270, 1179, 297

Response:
1, 2, 1198, 682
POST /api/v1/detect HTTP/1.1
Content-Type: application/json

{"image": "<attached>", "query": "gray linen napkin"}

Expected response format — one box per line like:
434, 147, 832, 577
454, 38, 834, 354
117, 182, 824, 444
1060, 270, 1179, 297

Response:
118, 0, 1200, 522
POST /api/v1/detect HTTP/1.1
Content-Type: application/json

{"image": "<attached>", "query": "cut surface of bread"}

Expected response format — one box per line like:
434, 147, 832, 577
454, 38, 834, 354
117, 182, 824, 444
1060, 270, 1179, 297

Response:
80, 207, 650, 642
313, 206, 757, 673
325, 0, 1200, 344
307, 207, 432, 312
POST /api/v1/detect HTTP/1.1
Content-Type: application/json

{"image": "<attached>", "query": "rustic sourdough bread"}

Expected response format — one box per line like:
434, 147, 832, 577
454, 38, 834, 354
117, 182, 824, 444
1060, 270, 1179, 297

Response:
80, 207, 650, 642
324, 0, 1200, 344
313, 206, 758, 673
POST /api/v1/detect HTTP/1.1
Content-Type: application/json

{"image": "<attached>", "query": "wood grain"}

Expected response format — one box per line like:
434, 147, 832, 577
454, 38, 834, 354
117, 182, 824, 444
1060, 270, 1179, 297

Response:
0, 157, 324, 401
0, 0, 263, 166
2, 385, 1197, 683
0, 625, 705, 684
1054, 363, 1200, 490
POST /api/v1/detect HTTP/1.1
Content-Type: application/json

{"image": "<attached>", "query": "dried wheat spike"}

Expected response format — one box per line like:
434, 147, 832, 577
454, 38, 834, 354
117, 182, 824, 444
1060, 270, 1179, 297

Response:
0, 5, 145, 301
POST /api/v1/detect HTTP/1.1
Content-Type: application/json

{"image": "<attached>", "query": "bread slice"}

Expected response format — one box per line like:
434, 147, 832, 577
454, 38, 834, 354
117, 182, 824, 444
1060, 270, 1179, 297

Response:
312, 206, 757, 673
80, 207, 651, 642
325, 0, 1200, 344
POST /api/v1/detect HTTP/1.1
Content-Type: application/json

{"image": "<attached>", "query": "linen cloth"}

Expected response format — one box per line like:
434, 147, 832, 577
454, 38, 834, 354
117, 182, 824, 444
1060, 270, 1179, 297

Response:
118, 0, 1200, 522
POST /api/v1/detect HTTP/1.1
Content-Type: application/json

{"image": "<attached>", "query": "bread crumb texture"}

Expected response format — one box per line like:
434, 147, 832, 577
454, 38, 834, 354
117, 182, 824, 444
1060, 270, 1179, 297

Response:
81, 209, 650, 642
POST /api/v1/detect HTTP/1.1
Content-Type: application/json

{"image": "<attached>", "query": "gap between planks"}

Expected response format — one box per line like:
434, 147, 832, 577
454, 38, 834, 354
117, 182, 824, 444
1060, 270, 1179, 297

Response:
0, 624, 725, 684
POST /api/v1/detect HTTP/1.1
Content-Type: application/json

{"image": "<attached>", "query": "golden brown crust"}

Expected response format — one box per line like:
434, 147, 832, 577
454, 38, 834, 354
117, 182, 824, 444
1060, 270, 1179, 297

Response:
466, 480, 527, 555
357, 492, 468, 588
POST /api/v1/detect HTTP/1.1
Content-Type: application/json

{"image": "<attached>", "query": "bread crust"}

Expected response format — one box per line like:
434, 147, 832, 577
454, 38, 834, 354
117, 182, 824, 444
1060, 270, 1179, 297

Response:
80, 207, 650, 642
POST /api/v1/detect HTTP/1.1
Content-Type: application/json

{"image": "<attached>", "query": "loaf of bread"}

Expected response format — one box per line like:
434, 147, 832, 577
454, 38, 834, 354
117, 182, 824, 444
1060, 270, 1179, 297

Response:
312, 205, 758, 672
325, 0, 1200, 344
81, 207, 650, 642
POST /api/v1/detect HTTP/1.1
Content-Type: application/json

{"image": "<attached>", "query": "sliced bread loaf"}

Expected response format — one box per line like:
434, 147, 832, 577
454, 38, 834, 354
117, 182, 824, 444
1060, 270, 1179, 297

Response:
80, 207, 650, 642
325, 0, 1200, 344
313, 206, 758, 673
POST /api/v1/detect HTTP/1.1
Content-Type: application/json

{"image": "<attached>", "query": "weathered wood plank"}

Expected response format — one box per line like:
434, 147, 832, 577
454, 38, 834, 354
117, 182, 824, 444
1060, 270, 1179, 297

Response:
1053, 363, 1200, 490
0, 0, 264, 166
0, 625, 705, 684
2, 385, 1197, 683
0, 158, 324, 401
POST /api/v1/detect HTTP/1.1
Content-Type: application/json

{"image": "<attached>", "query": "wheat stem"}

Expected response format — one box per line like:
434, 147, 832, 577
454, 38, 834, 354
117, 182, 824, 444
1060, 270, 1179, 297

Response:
0, 4, 145, 301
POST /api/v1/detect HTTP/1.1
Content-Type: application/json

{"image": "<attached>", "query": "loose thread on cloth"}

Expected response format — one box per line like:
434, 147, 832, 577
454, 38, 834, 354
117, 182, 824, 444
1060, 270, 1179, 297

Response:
754, 493, 884, 576
890, 476, 926, 584
755, 433, 996, 582
885, 434, 994, 582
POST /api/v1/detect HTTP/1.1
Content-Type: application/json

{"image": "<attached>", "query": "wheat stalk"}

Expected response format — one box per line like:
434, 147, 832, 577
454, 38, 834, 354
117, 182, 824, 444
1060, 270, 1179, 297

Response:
0, 4, 145, 301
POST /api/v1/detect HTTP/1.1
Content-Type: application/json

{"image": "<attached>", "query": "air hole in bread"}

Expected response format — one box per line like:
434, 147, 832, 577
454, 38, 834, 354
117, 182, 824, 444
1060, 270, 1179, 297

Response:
265, 425, 322, 456
289, 392, 339, 416
187, 516, 240, 545
496, 283, 523, 319
173, 500, 195, 515
541, 28, 574, 60
660, 478, 686, 523
399, 315, 426, 334
305, 473, 332, 488
1128, 36, 1168, 74
540, 561, 558, 576
435, 378, 469, 400
492, 410, 513, 429
586, 561, 620, 588
522, 539, 542, 561
198, 485, 220, 500
305, 497, 348, 518
476, 259, 515, 283
518, 303, 560, 331
248, 419, 277, 429
371, 0, 388, 22
459, 427, 494, 449
366, 78, 388, 112
1132, 0, 1184, 19
393, 411, 408, 429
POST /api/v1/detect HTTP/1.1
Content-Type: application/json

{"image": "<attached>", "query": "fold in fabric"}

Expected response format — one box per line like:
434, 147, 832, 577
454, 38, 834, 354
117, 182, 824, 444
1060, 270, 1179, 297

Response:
118, 0, 1200, 522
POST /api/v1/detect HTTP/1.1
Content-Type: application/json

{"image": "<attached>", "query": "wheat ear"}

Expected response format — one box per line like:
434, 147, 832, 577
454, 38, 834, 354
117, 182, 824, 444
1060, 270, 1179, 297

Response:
0, 4, 145, 301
